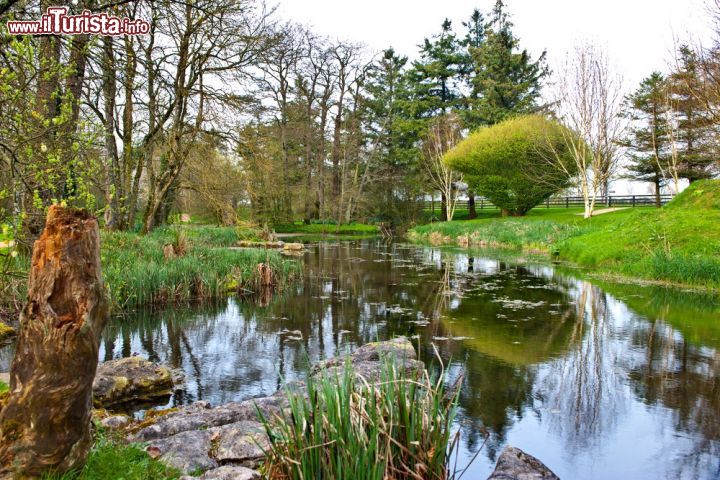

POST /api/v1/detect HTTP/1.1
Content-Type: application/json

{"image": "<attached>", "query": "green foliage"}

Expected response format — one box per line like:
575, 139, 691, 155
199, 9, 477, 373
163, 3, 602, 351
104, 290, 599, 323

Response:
465, 0, 549, 127
259, 358, 459, 480
42, 428, 180, 480
445, 115, 577, 215
0, 380, 7, 394
622, 72, 670, 199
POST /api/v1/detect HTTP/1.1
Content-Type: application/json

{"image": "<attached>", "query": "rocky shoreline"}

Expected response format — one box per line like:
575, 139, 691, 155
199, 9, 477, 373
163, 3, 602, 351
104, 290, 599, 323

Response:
98, 338, 559, 480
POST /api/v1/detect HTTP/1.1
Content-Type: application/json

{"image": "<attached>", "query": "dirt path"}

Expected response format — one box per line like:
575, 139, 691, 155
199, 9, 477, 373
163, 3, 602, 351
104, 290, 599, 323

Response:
575, 207, 629, 216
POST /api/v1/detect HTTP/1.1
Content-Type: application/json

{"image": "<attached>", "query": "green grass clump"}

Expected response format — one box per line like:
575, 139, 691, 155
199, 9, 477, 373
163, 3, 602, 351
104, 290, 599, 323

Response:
0, 380, 7, 394
409, 180, 720, 289
273, 222, 380, 235
42, 428, 180, 480
259, 359, 460, 480
101, 226, 301, 310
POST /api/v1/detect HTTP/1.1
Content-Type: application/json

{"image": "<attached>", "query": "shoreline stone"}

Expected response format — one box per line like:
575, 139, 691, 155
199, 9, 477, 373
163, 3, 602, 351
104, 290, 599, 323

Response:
487, 446, 560, 480
93, 356, 178, 408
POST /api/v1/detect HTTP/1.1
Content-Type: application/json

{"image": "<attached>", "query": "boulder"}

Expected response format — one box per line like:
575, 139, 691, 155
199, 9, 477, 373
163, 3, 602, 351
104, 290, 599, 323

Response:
180, 465, 260, 480
0, 322, 15, 342
487, 446, 560, 480
100, 414, 132, 429
312, 337, 424, 383
93, 356, 176, 408
146, 420, 269, 474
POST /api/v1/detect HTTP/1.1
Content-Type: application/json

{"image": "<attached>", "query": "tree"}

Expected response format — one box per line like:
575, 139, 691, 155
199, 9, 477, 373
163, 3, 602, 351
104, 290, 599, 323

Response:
0, 207, 107, 477
469, 0, 549, 126
445, 115, 576, 216
622, 73, 670, 206
421, 114, 464, 221
668, 46, 716, 183
551, 43, 626, 218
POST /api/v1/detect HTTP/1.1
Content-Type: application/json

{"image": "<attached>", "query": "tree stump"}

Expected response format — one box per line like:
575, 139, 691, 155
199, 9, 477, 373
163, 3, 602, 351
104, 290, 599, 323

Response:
0, 206, 108, 477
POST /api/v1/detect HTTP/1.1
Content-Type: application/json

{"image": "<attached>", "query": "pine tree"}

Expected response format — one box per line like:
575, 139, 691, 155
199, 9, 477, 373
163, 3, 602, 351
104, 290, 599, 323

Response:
623, 72, 670, 206
470, 0, 548, 125
668, 46, 715, 183
407, 19, 465, 119
365, 49, 424, 224
459, 9, 487, 131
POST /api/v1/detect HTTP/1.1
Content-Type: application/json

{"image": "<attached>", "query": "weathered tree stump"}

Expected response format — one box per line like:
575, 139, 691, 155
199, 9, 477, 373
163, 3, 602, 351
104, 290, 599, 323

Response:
0, 206, 108, 477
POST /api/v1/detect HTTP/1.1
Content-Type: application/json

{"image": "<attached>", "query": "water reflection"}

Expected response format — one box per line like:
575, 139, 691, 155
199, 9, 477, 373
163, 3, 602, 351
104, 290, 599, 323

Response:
3, 239, 717, 479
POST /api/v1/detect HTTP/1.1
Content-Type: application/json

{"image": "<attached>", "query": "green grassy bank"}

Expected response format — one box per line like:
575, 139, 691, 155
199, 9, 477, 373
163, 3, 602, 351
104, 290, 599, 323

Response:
409, 180, 720, 290
1, 225, 301, 317
273, 221, 379, 235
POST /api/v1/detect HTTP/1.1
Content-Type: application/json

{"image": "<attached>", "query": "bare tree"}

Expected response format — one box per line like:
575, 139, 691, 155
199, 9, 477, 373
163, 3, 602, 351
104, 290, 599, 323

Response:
550, 43, 626, 218
421, 114, 464, 222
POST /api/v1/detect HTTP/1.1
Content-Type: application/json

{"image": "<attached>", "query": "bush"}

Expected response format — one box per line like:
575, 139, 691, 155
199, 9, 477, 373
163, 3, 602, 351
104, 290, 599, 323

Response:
445, 114, 577, 216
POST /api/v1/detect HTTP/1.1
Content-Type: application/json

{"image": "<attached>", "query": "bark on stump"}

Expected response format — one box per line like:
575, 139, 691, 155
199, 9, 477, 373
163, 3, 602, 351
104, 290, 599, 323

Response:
0, 206, 108, 477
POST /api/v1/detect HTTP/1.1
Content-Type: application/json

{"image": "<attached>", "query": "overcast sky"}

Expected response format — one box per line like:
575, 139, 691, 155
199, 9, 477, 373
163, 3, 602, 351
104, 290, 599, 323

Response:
276, 0, 715, 89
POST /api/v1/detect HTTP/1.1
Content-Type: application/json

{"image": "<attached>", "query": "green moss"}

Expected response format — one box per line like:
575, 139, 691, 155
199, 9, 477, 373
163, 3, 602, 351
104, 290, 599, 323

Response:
0, 322, 15, 341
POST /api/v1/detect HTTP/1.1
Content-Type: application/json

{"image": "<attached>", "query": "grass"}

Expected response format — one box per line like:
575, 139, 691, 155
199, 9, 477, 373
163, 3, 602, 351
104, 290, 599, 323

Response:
101, 226, 301, 310
0, 380, 7, 394
259, 358, 460, 480
409, 180, 720, 290
42, 427, 180, 480
0, 225, 301, 315
273, 221, 380, 235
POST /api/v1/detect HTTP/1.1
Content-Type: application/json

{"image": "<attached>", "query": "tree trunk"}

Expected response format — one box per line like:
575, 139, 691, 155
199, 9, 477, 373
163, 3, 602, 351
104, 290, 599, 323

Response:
654, 177, 661, 208
440, 193, 447, 221
0, 206, 108, 477
467, 191, 477, 219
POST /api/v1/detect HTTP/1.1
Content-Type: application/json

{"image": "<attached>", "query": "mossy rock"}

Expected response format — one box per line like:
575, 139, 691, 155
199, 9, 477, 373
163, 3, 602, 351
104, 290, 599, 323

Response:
0, 322, 16, 342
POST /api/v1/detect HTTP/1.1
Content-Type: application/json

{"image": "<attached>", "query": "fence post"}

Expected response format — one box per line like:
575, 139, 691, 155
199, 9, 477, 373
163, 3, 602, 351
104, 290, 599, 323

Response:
480, 199, 484, 210
546, 198, 550, 208
632, 195, 636, 207
608, 196, 612, 208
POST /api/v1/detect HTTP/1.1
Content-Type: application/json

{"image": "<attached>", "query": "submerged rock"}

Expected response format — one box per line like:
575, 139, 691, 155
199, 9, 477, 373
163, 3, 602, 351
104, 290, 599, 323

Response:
487, 446, 560, 480
93, 356, 177, 408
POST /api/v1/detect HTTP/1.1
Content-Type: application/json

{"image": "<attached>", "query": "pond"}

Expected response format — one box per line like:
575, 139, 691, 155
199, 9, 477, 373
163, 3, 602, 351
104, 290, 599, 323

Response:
2, 238, 719, 479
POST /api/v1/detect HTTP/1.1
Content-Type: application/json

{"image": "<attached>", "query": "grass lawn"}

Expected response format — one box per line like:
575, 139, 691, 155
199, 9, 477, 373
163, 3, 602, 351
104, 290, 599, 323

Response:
409, 180, 720, 290
273, 222, 379, 235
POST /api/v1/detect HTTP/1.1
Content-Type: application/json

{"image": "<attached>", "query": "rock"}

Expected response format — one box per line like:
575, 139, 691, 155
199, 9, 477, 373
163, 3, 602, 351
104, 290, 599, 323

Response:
282, 242, 304, 251
312, 337, 424, 383
212, 420, 269, 467
0, 322, 16, 342
180, 465, 260, 480
100, 414, 131, 429
147, 420, 269, 474
487, 446, 560, 480
93, 356, 175, 408
236, 240, 284, 249
0, 372, 9, 385
129, 388, 294, 442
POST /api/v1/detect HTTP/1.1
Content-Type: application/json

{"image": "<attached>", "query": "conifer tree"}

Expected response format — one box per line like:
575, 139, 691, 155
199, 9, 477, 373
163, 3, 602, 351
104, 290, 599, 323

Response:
668, 46, 715, 183
470, 0, 548, 125
623, 72, 670, 206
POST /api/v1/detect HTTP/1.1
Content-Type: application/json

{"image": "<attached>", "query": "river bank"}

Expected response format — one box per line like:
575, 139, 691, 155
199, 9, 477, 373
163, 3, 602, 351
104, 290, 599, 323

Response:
408, 180, 720, 292
0, 225, 302, 323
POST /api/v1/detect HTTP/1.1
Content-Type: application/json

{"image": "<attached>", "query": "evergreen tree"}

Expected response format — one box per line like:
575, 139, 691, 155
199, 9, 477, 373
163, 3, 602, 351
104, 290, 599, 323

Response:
623, 72, 670, 206
407, 19, 466, 119
459, 9, 487, 131
470, 0, 548, 125
365, 49, 424, 224
668, 46, 715, 183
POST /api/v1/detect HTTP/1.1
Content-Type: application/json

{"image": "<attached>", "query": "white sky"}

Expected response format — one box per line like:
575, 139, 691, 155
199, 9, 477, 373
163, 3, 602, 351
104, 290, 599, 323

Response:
275, 0, 715, 89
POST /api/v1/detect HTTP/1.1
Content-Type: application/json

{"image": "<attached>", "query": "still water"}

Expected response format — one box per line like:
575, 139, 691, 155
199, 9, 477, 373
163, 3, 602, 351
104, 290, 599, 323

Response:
5, 238, 719, 479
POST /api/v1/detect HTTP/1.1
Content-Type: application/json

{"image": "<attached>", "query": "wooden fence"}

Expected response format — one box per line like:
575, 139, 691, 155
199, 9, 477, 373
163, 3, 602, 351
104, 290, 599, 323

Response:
424, 194, 675, 211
